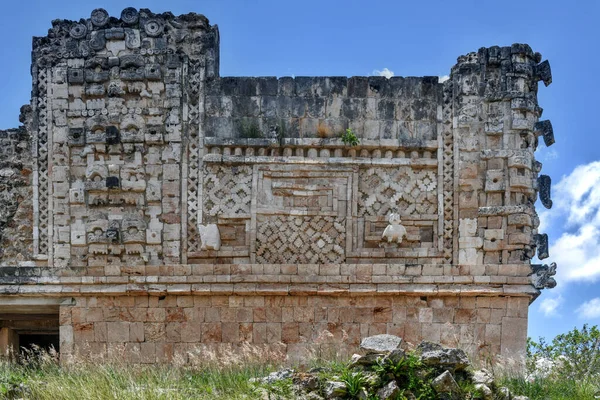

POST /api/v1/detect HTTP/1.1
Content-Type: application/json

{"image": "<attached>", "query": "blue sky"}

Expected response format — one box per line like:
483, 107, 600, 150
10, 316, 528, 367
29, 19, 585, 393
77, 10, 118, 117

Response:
1, 0, 599, 342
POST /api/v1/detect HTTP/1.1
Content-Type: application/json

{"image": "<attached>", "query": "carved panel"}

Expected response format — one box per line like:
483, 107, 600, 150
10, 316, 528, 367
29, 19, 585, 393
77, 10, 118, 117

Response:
203, 165, 253, 220
35, 68, 50, 256
185, 58, 202, 254
255, 215, 345, 264
358, 167, 437, 217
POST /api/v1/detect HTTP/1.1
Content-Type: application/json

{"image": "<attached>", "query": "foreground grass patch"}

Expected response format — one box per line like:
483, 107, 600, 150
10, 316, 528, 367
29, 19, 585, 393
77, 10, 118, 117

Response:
500, 375, 599, 400
0, 360, 276, 399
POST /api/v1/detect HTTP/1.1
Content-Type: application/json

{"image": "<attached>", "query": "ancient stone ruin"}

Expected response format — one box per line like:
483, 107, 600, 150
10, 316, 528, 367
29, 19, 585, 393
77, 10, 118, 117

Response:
0, 8, 556, 363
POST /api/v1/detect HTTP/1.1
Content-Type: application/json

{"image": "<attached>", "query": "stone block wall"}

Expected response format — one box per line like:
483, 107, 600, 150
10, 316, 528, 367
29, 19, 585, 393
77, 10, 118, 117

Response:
0, 7, 557, 365
204, 76, 439, 143
0, 111, 33, 264
60, 294, 528, 364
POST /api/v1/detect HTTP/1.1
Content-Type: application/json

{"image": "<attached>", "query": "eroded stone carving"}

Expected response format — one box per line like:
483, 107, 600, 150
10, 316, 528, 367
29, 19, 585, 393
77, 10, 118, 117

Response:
534, 233, 549, 260
538, 175, 553, 209
198, 224, 221, 251
382, 213, 407, 244
256, 216, 345, 264
534, 120, 555, 147
358, 168, 437, 217
0, 7, 560, 363
530, 262, 557, 290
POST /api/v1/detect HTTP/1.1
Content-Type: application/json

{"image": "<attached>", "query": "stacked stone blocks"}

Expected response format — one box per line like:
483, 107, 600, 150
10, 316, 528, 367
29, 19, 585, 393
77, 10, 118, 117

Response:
0, 8, 556, 364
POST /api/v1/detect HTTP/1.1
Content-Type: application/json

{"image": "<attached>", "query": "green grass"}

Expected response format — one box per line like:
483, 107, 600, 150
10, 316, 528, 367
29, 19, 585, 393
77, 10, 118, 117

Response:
1, 348, 599, 400
500, 375, 600, 400
0, 363, 277, 399
0, 350, 279, 400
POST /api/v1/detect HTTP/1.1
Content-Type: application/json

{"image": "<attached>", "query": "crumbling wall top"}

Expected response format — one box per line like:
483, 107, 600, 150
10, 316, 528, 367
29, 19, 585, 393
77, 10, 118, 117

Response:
32, 8, 219, 70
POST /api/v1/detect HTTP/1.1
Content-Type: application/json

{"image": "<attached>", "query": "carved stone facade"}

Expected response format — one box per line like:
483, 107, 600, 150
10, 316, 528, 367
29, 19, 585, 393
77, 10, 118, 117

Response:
0, 8, 556, 364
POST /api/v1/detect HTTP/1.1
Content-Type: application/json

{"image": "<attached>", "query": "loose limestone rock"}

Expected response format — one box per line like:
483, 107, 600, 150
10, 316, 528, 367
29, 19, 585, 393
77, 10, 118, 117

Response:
472, 368, 494, 386
376, 380, 400, 400
349, 352, 382, 367
323, 381, 346, 398
382, 348, 406, 364
252, 368, 294, 384
252, 337, 528, 400
431, 370, 460, 395
360, 334, 402, 354
418, 341, 470, 371
497, 386, 512, 400
475, 383, 494, 400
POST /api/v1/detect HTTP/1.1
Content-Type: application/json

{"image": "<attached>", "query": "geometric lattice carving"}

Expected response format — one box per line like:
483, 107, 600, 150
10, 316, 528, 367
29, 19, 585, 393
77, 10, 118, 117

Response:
442, 82, 455, 263
36, 67, 49, 256
186, 58, 202, 253
256, 215, 345, 264
203, 165, 252, 218
358, 167, 437, 217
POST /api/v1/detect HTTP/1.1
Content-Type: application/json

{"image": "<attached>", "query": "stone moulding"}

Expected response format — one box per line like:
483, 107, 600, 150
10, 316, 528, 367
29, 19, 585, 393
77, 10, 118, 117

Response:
0, 7, 557, 364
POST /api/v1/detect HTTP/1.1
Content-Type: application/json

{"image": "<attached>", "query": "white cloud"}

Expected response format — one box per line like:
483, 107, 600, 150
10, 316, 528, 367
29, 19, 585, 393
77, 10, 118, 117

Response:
544, 148, 559, 161
373, 68, 394, 79
539, 295, 563, 317
439, 75, 450, 83
544, 161, 600, 283
576, 297, 600, 319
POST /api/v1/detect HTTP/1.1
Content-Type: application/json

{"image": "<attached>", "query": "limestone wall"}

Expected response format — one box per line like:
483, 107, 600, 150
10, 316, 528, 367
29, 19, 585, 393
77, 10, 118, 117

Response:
204, 76, 439, 143
0, 111, 33, 264
0, 7, 557, 364
60, 293, 528, 364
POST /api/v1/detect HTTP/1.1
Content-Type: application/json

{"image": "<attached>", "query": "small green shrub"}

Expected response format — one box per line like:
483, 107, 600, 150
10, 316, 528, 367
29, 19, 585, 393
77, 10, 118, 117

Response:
340, 369, 367, 398
239, 121, 263, 138
340, 128, 359, 146
528, 324, 600, 383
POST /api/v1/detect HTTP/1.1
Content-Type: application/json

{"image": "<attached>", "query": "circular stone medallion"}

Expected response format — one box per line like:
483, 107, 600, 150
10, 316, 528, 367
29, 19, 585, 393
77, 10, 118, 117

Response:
144, 19, 163, 37
91, 8, 109, 27
121, 7, 139, 25
69, 23, 88, 39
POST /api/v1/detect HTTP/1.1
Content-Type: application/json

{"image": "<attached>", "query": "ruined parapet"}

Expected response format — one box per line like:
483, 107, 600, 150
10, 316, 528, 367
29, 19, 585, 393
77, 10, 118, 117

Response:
29, 8, 219, 266
0, 105, 33, 265
448, 45, 555, 298
0, 8, 556, 364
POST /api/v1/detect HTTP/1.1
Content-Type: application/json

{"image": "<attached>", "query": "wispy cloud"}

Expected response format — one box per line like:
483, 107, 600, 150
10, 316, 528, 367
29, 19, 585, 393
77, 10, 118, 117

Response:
539, 294, 563, 317
439, 75, 450, 83
543, 161, 600, 283
576, 297, 600, 319
373, 68, 394, 79
536, 147, 559, 162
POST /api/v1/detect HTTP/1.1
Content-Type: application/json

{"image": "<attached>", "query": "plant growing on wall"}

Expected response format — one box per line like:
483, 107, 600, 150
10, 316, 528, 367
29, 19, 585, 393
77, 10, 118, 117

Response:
340, 128, 359, 147
316, 123, 331, 138
239, 121, 263, 139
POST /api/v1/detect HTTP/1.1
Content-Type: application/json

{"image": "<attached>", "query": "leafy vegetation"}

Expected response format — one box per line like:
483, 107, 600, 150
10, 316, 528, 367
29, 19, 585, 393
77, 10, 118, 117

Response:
340, 128, 359, 146
499, 324, 600, 400
3, 326, 600, 399
239, 120, 263, 138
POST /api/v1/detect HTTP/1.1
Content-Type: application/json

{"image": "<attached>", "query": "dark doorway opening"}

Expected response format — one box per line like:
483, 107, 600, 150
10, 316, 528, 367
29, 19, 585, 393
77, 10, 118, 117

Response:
0, 309, 60, 357
18, 334, 59, 353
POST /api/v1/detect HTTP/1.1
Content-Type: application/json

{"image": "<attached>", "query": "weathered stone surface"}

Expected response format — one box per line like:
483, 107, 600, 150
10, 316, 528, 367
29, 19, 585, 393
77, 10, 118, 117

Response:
530, 262, 557, 290
254, 368, 294, 384
497, 387, 512, 400
0, 5, 556, 365
376, 381, 400, 400
323, 381, 346, 398
431, 370, 460, 394
472, 369, 494, 386
418, 341, 470, 371
475, 383, 494, 400
382, 348, 406, 365
360, 334, 402, 354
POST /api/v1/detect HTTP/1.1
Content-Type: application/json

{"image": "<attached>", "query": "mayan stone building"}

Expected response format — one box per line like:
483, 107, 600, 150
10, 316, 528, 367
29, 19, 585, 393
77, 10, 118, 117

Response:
0, 8, 557, 363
